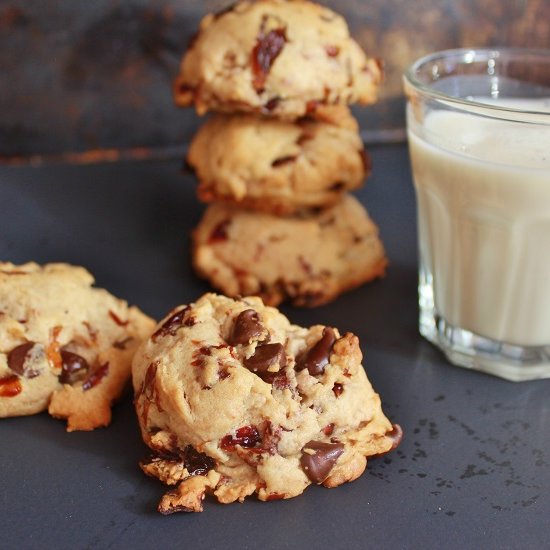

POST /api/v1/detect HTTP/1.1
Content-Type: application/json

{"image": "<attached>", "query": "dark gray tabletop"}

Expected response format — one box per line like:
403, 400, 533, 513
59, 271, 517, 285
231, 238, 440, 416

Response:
1, 145, 549, 550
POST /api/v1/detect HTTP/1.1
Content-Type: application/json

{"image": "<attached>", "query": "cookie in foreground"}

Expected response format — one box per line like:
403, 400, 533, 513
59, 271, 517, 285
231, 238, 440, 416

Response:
133, 293, 402, 513
187, 107, 369, 215
192, 194, 387, 307
174, 0, 382, 119
0, 262, 155, 431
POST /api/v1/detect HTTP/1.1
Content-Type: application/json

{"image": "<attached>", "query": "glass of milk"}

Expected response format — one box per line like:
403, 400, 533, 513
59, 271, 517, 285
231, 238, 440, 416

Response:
404, 49, 550, 381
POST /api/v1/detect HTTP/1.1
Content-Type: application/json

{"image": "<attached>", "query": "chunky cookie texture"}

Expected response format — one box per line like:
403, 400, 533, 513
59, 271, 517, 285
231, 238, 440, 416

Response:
192, 194, 387, 307
133, 293, 401, 513
188, 106, 369, 215
174, 0, 382, 119
0, 262, 155, 431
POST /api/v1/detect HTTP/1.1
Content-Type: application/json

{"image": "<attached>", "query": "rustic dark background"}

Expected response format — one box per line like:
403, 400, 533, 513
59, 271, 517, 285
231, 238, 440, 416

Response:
0, 0, 548, 163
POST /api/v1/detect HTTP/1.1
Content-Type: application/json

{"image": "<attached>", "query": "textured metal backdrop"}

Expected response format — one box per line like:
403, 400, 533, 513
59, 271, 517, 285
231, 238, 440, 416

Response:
0, 0, 548, 163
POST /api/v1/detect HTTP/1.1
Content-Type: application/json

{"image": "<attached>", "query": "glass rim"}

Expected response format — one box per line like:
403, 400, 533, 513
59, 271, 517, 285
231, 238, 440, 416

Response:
404, 47, 550, 120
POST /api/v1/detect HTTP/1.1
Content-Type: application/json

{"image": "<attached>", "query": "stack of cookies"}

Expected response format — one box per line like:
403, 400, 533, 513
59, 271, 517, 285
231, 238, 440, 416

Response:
175, 0, 387, 307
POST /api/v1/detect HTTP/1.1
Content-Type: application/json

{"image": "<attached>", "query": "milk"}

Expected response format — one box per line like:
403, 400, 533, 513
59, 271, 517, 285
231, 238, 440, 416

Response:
408, 99, 550, 347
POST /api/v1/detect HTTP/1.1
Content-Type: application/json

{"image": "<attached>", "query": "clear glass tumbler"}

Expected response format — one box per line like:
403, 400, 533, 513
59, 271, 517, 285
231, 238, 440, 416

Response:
404, 48, 550, 381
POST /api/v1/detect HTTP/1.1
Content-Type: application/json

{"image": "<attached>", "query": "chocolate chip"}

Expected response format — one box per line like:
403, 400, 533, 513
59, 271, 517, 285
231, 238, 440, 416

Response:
152, 306, 190, 342
387, 424, 403, 451
59, 350, 89, 385
251, 24, 287, 92
182, 445, 216, 475
360, 149, 372, 174
7, 342, 43, 379
370, 424, 404, 459
228, 309, 264, 346
177, 82, 194, 95
300, 440, 344, 483
332, 383, 344, 397
143, 362, 158, 395
244, 343, 286, 375
295, 327, 337, 376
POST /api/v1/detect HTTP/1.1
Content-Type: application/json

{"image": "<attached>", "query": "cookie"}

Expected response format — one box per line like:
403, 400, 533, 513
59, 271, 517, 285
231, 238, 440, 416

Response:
175, 0, 382, 119
187, 107, 369, 215
0, 262, 155, 431
133, 293, 401, 513
192, 194, 387, 307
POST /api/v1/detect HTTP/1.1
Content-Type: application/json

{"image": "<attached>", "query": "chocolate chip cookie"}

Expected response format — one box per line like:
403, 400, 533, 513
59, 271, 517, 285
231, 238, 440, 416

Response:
175, 0, 382, 119
0, 262, 155, 431
192, 194, 387, 307
133, 293, 401, 513
187, 107, 369, 215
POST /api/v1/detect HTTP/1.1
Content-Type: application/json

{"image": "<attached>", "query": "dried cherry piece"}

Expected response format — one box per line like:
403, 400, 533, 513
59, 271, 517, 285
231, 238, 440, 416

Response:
82, 362, 109, 391
329, 182, 345, 192
263, 370, 290, 390
228, 309, 265, 346
266, 493, 285, 501
83, 321, 98, 343
113, 337, 134, 350
322, 423, 335, 436
306, 99, 319, 114
271, 155, 297, 167
0, 375, 22, 397
244, 343, 286, 375
59, 349, 89, 385
251, 25, 287, 92
109, 310, 129, 326
332, 383, 344, 397
221, 425, 261, 451
152, 306, 190, 342
300, 440, 344, 483
7, 342, 43, 379
263, 96, 280, 112
260, 421, 281, 455
295, 327, 337, 376
208, 220, 231, 244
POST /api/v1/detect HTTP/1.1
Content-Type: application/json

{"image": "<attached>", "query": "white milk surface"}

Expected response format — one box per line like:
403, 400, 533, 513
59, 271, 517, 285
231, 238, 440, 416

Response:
408, 99, 550, 346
